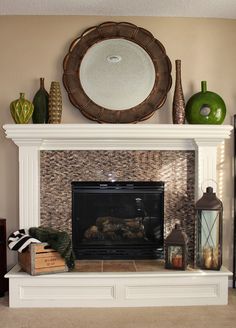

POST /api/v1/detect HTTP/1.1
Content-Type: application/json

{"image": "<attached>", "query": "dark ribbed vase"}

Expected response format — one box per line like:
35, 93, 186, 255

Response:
172, 59, 185, 124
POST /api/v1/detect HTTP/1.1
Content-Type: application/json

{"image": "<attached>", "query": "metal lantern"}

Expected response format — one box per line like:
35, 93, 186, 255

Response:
165, 223, 188, 270
195, 186, 223, 270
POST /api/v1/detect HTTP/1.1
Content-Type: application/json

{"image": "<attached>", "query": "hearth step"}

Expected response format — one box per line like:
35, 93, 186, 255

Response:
5, 264, 232, 308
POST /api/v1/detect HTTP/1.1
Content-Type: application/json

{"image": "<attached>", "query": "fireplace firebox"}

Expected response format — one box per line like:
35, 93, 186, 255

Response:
72, 181, 164, 259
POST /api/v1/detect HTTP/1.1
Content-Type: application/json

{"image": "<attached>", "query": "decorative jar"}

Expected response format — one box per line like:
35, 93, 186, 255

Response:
10, 93, 34, 124
32, 78, 49, 123
185, 81, 226, 124
172, 59, 185, 124
48, 81, 62, 124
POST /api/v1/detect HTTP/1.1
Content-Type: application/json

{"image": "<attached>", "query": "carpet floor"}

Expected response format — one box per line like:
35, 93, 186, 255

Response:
0, 289, 236, 328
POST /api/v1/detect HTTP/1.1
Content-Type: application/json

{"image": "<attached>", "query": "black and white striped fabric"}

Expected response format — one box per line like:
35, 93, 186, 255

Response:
8, 229, 41, 253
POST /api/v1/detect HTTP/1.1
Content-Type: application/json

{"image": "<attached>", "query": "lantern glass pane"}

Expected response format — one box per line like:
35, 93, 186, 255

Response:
198, 210, 220, 269
168, 246, 183, 268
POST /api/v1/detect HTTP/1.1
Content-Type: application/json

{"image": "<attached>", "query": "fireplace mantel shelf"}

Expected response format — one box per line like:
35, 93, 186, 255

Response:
3, 123, 233, 150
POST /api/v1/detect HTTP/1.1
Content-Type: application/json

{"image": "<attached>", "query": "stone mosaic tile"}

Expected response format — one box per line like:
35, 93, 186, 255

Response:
40, 150, 195, 261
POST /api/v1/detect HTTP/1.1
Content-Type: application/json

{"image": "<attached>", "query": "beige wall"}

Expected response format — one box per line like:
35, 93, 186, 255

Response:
0, 16, 236, 270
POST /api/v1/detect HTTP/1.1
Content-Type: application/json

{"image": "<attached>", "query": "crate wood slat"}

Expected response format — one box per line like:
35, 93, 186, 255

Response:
18, 243, 68, 275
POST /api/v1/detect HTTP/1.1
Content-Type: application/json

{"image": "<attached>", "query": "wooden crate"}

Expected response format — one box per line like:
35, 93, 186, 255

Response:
18, 243, 68, 275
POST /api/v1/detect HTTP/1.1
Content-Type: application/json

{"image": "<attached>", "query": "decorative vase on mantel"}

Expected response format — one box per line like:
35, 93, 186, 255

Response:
48, 81, 62, 124
185, 81, 226, 124
10, 92, 34, 124
172, 59, 185, 124
32, 77, 49, 124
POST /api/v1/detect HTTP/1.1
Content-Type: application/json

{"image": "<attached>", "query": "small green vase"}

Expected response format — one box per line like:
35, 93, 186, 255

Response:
10, 93, 34, 124
185, 81, 226, 124
32, 78, 49, 123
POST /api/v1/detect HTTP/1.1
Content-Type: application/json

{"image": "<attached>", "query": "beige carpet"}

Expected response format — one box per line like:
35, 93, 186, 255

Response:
0, 289, 236, 328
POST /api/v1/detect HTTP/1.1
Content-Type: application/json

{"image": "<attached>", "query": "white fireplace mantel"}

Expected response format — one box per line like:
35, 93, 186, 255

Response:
3, 123, 234, 308
3, 123, 233, 229
3, 123, 233, 150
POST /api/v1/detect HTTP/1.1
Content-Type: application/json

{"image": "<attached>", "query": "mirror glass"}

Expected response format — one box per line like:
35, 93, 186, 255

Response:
80, 39, 155, 110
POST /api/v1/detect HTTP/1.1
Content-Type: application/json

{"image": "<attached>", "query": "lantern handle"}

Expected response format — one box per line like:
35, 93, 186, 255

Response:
201, 179, 218, 193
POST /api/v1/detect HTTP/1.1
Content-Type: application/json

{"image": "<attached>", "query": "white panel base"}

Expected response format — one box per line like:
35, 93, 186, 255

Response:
6, 265, 232, 308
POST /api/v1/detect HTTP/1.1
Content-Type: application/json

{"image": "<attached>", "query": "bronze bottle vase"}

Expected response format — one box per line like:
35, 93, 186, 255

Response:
48, 81, 62, 124
172, 59, 185, 124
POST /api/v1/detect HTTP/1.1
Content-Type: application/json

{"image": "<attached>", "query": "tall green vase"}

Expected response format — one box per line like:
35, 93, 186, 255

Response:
10, 93, 34, 124
185, 81, 226, 124
32, 78, 49, 123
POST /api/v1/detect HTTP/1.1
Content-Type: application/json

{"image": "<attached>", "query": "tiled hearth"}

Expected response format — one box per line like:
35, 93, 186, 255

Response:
3, 124, 233, 307
73, 259, 194, 272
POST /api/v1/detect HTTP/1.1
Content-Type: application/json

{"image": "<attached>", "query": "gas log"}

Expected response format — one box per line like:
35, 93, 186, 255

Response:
83, 217, 145, 241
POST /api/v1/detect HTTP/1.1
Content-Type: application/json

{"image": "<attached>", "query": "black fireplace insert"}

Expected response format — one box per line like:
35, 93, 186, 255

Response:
72, 181, 164, 259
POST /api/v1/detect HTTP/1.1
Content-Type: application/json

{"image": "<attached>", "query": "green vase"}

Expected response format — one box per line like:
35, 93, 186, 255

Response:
185, 81, 226, 124
10, 93, 34, 124
32, 78, 49, 123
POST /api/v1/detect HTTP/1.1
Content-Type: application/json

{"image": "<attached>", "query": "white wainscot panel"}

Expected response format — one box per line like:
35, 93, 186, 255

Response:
21, 285, 115, 300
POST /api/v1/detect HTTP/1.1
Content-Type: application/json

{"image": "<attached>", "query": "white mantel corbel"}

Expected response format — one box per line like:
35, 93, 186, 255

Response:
3, 124, 233, 229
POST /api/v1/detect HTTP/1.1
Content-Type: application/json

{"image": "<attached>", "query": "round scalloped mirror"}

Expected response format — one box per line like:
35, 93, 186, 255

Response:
63, 22, 172, 123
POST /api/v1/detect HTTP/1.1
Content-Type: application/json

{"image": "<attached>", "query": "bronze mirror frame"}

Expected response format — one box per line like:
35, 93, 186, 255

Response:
63, 22, 172, 123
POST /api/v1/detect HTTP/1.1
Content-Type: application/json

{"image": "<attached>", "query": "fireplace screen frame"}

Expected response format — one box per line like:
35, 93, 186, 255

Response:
72, 181, 164, 260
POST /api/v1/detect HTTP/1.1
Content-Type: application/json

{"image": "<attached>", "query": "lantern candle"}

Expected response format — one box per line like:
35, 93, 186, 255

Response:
172, 254, 183, 268
165, 224, 188, 270
195, 187, 223, 270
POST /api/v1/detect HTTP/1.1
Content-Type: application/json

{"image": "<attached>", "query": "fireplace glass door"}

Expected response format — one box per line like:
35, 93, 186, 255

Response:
72, 181, 164, 259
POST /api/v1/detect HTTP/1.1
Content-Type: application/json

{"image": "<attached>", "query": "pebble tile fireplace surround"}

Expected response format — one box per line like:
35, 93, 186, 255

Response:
40, 150, 195, 261
4, 124, 233, 308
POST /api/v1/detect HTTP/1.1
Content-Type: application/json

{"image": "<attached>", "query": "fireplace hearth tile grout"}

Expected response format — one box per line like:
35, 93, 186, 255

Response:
73, 259, 184, 273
